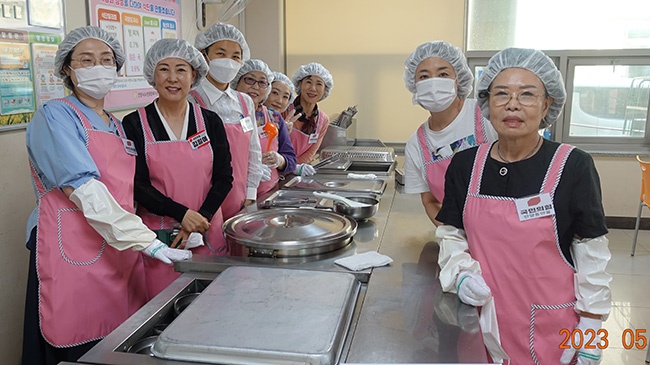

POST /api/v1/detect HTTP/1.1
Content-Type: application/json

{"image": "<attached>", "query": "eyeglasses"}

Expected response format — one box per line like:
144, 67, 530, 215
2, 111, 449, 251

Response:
241, 76, 269, 89
71, 56, 116, 69
489, 90, 547, 107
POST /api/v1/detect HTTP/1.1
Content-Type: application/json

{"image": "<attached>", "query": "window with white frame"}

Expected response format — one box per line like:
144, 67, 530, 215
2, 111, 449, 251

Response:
466, 0, 650, 153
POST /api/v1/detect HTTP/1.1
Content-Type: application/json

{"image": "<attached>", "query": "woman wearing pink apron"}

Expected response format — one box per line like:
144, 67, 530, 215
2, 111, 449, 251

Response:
436, 48, 611, 365
230, 60, 297, 197
23, 27, 189, 365
192, 22, 265, 219
123, 39, 233, 299
289, 62, 334, 175
403, 41, 498, 225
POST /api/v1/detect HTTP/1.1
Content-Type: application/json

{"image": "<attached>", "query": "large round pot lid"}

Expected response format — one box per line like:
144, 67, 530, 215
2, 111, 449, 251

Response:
223, 208, 357, 254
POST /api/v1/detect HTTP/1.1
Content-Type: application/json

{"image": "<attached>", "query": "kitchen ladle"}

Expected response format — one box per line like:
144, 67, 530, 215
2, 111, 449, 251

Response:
263, 120, 278, 151
313, 191, 372, 208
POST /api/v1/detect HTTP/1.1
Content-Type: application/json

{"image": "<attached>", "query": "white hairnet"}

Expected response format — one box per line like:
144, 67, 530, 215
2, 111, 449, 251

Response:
230, 59, 274, 92
403, 41, 473, 97
291, 62, 334, 101
272, 71, 297, 104
143, 38, 208, 88
194, 22, 250, 61
55, 26, 125, 79
477, 48, 566, 129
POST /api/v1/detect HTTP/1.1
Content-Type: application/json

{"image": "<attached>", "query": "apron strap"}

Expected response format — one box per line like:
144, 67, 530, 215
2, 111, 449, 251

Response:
236, 91, 249, 117
191, 102, 207, 132
416, 124, 434, 164
540, 143, 574, 196
189, 90, 208, 109
468, 143, 492, 196
137, 107, 156, 143
28, 159, 49, 197
473, 103, 488, 145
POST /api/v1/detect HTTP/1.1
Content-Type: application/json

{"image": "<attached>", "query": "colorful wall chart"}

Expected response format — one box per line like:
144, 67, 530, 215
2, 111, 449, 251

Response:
89, 0, 180, 111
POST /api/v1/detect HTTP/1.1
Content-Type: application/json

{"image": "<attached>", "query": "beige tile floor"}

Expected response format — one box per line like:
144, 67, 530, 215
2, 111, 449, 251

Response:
600, 228, 650, 363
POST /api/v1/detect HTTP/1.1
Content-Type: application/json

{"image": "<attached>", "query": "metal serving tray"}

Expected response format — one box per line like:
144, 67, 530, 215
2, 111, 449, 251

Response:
152, 266, 360, 365
259, 189, 322, 209
282, 176, 387, 195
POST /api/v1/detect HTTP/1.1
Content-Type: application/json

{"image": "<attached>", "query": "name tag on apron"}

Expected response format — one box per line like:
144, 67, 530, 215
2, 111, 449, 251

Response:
309, 132, 319, 144
257, 125, 268, 138
123, 139, 138, 156
515, 193, 555, 221
188, 130, 210, 150
240, 116, 254, 133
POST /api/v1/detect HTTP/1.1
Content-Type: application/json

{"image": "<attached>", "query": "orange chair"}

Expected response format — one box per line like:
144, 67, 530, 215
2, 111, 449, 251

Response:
632, 155, 650, 256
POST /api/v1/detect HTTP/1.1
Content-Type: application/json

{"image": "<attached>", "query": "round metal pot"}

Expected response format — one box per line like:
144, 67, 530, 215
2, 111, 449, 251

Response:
128, 335, 158, 356
223, 208, 357, 258
333, 197, 379, 221
173, 293, 200, 317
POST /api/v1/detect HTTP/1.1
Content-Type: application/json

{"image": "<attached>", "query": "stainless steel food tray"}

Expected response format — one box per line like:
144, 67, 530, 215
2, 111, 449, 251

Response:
152, 266, 360, 365
320, 146, 395, 162
282, 176, 387, 195
259, 189, 322, 209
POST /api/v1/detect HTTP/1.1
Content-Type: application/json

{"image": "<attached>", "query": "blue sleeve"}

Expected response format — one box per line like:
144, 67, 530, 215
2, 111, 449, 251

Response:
273, 111, 297, 174
26, 100, 100, 190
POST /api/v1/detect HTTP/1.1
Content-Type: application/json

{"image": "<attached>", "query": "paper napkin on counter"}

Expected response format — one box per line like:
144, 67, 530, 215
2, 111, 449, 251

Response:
334, 251, 393, 271
347, 173, 378, 180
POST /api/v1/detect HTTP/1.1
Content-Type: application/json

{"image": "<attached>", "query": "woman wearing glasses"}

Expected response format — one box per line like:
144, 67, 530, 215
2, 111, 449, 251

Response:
288, 62, 334, 176
436, 48, 611, 365
403, 41, 497, 226
232, 60, 296, 196
22, 26, 190, 365
122, 39, 233, 299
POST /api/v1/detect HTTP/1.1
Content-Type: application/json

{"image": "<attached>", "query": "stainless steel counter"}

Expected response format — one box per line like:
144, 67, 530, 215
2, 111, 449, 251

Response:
78, 173, 489, 364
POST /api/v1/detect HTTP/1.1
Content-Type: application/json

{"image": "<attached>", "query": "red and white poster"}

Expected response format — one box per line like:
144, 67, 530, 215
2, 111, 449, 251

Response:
89, 0, 180, 111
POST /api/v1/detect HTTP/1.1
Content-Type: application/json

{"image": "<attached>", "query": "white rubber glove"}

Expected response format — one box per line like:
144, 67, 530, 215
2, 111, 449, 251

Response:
263, 151, 285, 169
260, 164, 272, 181
571, 236, 612, 320
456, 271, 492, 306
560, 317, 603, 365
436, 225, 482, 293
142, 239, 193, 265
69, 179, 156, 251
184, 232, 205, 249
295, 163, 316, 176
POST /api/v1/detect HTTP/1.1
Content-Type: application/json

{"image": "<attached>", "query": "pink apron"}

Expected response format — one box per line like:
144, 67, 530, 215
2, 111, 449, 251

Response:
190, 90, 251, 220
417, 104, 486, 203
289, 106, 326, 158
136, 103, 227, 299
463, 143, 577, 364
257, 106, 280, 196
31, 98, 146, 347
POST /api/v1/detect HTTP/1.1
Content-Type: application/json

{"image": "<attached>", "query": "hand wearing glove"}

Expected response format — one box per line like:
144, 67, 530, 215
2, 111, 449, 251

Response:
560, 317, 603, 365
263, 151, 285, 170
456, 271, 492, 306
295, 163, 316, 176
260, 164, 272, 181
143, 239, 193, 265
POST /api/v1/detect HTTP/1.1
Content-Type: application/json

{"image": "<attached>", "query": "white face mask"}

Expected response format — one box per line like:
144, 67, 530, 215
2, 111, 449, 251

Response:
72, 66, 118, 99
208, 58, 242, 84
412, 77, 457, 112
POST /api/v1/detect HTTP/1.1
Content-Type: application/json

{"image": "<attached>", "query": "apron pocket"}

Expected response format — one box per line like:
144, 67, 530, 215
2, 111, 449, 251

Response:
530, 302, 577, 365
58, 208, 105, 265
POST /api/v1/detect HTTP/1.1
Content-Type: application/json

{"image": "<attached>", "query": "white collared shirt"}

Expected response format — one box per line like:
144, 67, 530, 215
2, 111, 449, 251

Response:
193, 80, 263, 200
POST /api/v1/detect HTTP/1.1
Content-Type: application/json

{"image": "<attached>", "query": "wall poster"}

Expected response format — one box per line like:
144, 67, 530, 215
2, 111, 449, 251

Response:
89, 0, 181, 111
0, 0, 64, 131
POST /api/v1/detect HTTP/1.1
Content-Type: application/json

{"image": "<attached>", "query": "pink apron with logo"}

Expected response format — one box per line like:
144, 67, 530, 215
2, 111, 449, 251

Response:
257, 106, 280, 196
462, 143, 577, 364
418, 104, 486, 203
190, 90, 251, 220
137, 103, 227, 299
289, 107, 326, 158
31, 98, 146, 347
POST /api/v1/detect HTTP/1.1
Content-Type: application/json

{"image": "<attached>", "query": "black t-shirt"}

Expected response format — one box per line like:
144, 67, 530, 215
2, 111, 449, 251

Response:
122, 102, 233, 223
436, 139, 608, 264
